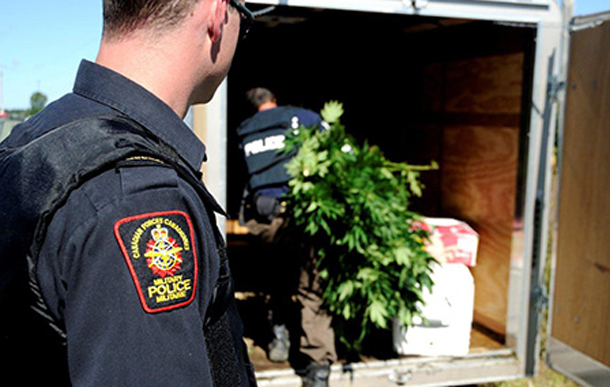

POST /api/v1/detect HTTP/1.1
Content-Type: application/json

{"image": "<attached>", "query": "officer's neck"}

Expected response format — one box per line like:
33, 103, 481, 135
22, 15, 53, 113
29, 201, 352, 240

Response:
258, 101, 277, 112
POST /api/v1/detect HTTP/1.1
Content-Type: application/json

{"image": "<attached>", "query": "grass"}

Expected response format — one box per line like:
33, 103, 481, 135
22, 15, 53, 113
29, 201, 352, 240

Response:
479, 361, 579, 387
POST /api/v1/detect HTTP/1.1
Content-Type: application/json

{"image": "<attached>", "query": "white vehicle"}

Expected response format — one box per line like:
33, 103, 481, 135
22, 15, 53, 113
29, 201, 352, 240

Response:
189, 2, 610, 385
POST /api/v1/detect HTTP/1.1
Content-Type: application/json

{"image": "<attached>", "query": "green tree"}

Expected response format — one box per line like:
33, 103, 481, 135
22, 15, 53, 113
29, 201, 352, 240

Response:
29, 91, 47, 116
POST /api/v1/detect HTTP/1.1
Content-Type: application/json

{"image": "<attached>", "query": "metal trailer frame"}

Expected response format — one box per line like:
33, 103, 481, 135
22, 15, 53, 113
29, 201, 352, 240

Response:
195, 0, 568, 384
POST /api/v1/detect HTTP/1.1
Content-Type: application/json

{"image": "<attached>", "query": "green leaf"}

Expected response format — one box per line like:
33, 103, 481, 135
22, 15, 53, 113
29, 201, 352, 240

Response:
398, 305, 412, 327
306, 201, 318, 213
342, 304, 352, 320
320, 101, 344, 124
338, 281, 354, 302
368, 300, 389, 329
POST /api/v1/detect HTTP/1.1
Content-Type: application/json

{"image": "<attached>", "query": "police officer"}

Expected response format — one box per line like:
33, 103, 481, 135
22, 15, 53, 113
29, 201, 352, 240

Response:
0, 1, 257, 386
236, 88, 337, 387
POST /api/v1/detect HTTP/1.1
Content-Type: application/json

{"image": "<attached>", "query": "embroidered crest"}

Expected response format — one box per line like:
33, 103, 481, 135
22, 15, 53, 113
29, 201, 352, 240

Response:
114, 211, 198, 313
146, 225, 183, 278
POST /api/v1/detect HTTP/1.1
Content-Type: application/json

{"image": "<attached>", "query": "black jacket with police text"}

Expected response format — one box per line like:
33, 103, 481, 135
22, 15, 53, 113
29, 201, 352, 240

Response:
0, 60, 256, 387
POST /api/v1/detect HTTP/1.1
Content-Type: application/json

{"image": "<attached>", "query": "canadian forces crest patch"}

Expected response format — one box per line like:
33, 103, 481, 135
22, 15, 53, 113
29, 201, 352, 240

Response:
114, 211, 198, 313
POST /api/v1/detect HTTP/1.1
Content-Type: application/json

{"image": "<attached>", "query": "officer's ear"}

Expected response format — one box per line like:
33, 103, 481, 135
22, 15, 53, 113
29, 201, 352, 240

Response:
208, 0, 228, 43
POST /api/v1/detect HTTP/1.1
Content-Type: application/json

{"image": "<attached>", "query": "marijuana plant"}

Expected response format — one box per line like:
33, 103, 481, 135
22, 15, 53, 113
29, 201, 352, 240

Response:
283, 101, 438, 352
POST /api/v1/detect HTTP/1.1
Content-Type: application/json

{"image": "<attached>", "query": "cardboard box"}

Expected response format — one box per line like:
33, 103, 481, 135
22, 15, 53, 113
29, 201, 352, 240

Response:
417, 217, 479, 267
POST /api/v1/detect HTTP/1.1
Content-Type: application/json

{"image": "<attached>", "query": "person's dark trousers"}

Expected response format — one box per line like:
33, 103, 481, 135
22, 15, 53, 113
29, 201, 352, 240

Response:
244, 216, 337, 370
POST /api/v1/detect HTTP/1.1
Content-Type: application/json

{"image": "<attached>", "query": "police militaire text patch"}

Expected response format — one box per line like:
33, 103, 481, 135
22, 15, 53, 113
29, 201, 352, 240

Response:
114, 211, 198, 313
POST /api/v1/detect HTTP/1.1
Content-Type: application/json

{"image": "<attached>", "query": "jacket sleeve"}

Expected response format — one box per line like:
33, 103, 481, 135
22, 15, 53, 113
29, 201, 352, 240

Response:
36, 164, 220, 386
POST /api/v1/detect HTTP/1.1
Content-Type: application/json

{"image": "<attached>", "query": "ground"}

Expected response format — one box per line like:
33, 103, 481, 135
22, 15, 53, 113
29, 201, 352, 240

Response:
478, 361, 578, 387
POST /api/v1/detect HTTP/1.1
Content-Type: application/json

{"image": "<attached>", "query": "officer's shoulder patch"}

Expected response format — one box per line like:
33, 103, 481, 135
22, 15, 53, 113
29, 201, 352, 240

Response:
114, 211, 198, 313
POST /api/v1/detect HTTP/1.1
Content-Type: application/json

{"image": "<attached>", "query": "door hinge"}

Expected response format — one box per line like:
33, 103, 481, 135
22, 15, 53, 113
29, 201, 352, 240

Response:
404, 0, 428, 10
548, 75, 565, 102
532, 284, 549, 311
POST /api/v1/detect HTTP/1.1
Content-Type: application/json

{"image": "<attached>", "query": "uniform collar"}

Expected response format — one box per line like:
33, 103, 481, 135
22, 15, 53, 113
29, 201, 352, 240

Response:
73, 60, 207, 171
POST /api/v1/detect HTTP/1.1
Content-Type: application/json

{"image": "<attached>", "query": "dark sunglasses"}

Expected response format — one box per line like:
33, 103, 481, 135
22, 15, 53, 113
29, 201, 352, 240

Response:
229, 0, 255, 40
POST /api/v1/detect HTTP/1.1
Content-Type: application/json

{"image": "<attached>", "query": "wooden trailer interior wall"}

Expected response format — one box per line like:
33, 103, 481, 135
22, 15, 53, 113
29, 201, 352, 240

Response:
430, 51, 525, 336
227, 6, 536, 342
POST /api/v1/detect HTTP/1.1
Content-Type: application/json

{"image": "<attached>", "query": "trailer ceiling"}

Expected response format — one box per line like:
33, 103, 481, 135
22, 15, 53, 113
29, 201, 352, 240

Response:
252, 5, 475, 33
245, 0, 557, 24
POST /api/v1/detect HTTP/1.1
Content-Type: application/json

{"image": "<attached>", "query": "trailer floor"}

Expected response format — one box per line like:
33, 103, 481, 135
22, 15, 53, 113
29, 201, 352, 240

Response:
235, 292, 511, 386
228, 233, 515, 385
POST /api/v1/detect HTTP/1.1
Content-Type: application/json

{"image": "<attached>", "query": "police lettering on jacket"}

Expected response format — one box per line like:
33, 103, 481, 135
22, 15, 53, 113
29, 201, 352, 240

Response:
243, 134, 285, 157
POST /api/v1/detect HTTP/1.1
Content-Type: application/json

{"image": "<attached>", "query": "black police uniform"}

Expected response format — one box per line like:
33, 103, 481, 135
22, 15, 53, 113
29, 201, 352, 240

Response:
0, 60, 255, 386
237, 106, 320, 199
236, 106, 337, 372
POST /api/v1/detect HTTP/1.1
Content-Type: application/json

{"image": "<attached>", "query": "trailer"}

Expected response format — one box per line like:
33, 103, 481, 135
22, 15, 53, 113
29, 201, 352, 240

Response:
186, 1, 610, 385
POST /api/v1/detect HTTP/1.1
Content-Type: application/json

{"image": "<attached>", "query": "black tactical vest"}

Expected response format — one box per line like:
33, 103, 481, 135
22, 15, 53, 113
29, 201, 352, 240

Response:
236, 106, 305, 192
0, 116, 257, 386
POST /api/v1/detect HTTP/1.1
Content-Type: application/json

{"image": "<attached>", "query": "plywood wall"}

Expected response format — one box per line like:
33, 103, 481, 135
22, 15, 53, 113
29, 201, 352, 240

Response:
552, 20, 610, 367
436, 53, 524, 335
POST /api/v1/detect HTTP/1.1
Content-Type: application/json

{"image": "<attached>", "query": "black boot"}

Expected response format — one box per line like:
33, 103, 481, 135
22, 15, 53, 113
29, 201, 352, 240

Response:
300, 363, 330, 387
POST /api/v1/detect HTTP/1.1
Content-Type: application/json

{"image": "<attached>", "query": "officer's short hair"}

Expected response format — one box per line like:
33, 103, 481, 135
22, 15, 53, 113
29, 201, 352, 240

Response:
103, 0, 201, 40
246, 88, 276, 109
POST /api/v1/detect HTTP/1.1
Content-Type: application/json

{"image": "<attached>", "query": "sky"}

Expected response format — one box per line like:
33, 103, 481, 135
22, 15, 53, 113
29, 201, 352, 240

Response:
1, 1, 103, 110
1, 0, 609, 110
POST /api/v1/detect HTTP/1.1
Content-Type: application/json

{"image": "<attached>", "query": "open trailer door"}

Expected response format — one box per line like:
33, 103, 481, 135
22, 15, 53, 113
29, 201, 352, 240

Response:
223, 0, 568, 384
547, 10, 610, 387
